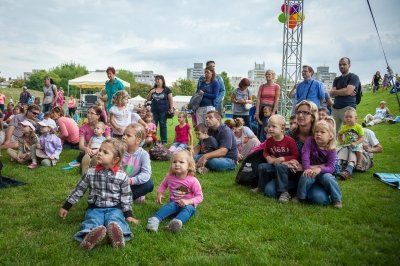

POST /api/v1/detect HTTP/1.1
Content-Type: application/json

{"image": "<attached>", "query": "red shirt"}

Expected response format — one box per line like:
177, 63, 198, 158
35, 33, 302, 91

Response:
175, 123, 190, 144
263, 135, 299, 161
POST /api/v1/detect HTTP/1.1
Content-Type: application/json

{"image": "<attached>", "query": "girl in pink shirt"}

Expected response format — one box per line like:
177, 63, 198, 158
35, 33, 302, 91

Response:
169, 112, 192, 153
146, 150, 203, 233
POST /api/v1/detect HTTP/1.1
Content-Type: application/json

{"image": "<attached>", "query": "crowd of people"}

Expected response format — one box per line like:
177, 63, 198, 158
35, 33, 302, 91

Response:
0, 57, 393, 251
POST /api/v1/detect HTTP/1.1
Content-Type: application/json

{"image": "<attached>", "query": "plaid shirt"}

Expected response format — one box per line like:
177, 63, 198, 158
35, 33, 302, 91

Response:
62, 167, 133, 218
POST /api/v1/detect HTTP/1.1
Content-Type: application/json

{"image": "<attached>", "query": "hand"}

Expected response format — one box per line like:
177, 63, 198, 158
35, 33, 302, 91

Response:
351, 142, 356, 148
37, 144, 42, 149
199, 90, 205, 95
157, 193, 164, 205
177, 199, 190, 207
87, 148, 95, 157
126, 217, 140, 224
196, 156, 207, 168
128, 178, 134, 185
59, 208, 69, 219
49, 155, 55, 160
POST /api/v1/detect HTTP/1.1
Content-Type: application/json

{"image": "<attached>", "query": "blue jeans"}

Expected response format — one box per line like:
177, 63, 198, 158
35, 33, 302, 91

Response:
74, 208, 132, 242
153, 111, 167, 144
131, 179, 154, 200
257, 163, 276, 190
233, 114, 250, 128
297, 173, 342, 203
206, 157, 236, 171
42, 103, 52, 113
263, 170, 300, 197
154, 201, 196, 224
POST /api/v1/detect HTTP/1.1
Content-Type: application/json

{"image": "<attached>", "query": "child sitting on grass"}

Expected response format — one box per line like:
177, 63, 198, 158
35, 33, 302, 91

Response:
59, 138, 139, 251
144, 113, 157, 147
7, 120, 38, 164
296, 121, 342, 208
192, 123, 218, 174
169, 112, 192, 153
122, 123, 153, 204
27, 119, 62, 169
146, 150, 203, 233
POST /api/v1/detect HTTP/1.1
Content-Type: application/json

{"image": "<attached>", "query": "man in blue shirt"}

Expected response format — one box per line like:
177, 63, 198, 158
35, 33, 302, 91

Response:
194, 110, 237, 172
295, 65, 325, 107
104, 66, 125, 111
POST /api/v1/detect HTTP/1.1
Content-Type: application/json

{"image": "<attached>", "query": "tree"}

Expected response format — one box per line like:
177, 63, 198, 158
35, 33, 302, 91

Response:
25, 70, 51, 91
116, 69, 136, 96
220, 71, 233, 105
130, 82, 152, 98
50, 62, 88, 93
171, 79, 196, 96
11, 79, 25, 88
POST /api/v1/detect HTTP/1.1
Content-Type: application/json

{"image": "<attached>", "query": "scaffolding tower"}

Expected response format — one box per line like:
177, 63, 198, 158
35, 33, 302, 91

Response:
279, 0, 304, 118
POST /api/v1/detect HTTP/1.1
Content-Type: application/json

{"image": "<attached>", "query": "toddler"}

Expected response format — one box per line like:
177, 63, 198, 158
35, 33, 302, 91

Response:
87, 122, 107, 155
296, 121, 342, 208
169, 112, 192, 153
144, 113, 157, 146
318, 107, 329, 121
109, 90, 131, 138
28, 119, 62, 169
259, 105, 273, 142
146, 150, 203, 233
7, 120, 38, 164
255, 114, 299, 203
59, 139, 138, 251
338, 108, 364, 176
122, 124, 153, 203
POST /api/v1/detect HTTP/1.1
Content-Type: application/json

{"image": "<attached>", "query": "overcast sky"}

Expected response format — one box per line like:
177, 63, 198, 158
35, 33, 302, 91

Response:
0, 0, 399, 85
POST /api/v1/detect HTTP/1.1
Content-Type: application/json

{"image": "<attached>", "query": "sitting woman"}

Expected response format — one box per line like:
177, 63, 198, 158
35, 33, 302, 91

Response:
362, 100, 391, 127
50, 106, 80, 149
225, 118, 260, 162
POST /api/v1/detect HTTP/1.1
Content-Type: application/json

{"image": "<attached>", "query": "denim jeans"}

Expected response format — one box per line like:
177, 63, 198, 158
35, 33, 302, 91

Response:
257, 163, 276, 190
74, 208, 132, 242
131, 179, 154, 200
206, 157, 236, 171
153, 111, 167, 144
263, 171, 300, 197
42, 103, 52, 113
233, 114, 250, 128
169, 142, 188, 152
297, 173, 342, 203
154, 201, 196, 224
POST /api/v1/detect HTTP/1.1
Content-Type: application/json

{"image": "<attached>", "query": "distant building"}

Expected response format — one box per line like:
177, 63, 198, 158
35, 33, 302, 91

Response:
187, 63, 203, 81
315, 66, 336, 91
247, 62, 266, 96
24, 69, 45, 80
229, 76, 242, 90
133, 71, 155, 86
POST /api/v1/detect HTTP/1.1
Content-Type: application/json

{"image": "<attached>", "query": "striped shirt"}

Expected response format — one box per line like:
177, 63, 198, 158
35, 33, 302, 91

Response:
62, 167, 133, 218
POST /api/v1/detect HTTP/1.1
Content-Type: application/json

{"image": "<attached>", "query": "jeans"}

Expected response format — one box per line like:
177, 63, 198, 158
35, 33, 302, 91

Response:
206, 157, 236, 171
257, 163, 276, 190
63, 140, 80, 150
169, 142, 188, 153
307, 184, 331, 205
42, 103, 52, 113
131, 179, 154, 200
233, 114, 250, 128
154, 201, 196, 224
263, 171, 300, 197
153, 111, 167, 144
74, 208, 132, 242
297, 173, 342, 203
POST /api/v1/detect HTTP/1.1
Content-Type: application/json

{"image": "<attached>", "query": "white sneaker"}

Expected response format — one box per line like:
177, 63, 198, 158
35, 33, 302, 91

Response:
146, 217, 160, 232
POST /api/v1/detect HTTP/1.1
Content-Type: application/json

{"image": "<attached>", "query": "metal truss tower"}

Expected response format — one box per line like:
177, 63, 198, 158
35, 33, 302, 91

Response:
279, 0, 304, 118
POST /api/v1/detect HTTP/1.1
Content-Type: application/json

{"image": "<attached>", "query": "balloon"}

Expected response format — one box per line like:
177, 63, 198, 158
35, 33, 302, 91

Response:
296, 13, 305, 22
278, 13, 287, 23
281, 4, 290, 13
288, 16, 297, 29
290, 4, 301, 14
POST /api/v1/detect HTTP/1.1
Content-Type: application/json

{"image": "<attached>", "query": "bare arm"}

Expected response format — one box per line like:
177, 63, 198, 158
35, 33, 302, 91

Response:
273, 84, 281, 114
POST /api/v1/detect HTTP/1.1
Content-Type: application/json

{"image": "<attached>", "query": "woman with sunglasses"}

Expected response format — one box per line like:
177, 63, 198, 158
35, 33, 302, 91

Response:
0, 104, 40, 150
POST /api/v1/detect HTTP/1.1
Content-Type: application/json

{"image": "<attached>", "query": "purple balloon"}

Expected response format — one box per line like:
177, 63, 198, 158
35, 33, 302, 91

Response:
290, 4, 301, 15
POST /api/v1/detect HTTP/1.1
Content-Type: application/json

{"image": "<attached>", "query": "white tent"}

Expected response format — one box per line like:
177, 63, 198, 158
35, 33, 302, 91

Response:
67, 71, 130, 96
128, 95, 147, 109
173, 95, 192, 111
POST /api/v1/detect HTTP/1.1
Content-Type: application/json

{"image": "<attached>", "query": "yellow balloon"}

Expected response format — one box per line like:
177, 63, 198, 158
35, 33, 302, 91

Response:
296, 13, 305, 22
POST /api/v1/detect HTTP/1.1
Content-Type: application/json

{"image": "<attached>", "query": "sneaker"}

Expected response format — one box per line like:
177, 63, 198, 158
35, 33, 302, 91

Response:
291, 196, 300, 203
146, 217, 160, 232
197, 167, 209, 175
27, 163, 38, 169
135, 196, 145, 204
250, 187, 260, 193
362, 121, 367, 127
80, 225, 106, 251
167, 218, 183, 233
333, 201, 343, 209
107, 222, 125, 248
278, 192, 291, 204
69, 160, 80, 167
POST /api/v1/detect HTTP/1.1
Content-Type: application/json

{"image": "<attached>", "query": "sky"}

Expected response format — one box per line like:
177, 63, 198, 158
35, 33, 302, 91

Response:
0, 0, 399, 85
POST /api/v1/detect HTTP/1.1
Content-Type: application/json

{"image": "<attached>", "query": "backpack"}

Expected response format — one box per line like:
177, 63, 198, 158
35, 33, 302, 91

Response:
188, 93, 203, 111
235, 149, 265, 187
355, 82, 362, 105
149, 142, 172, 161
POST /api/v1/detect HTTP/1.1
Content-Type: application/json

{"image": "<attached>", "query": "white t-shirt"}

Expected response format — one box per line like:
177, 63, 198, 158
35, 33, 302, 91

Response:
109, 105, 131, 134
131, 112, 141, 123
235, 126, 256, 146
362, 128, 379, 158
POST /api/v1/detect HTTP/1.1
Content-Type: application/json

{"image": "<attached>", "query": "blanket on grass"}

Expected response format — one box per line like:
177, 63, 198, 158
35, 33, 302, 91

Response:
373, 173, 400, 189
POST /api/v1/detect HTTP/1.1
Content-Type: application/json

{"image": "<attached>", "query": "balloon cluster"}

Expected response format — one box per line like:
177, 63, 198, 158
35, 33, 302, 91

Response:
278, 3, 305, 29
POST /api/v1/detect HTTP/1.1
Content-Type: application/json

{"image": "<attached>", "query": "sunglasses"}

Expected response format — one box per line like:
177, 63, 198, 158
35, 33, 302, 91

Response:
296, 110, 311, 116
31, 111, 40, 116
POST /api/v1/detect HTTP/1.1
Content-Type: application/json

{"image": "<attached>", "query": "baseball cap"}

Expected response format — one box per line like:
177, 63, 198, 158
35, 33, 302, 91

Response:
20, 120, 35, 131
38, 119, 57, 129
380, 100, 386, 104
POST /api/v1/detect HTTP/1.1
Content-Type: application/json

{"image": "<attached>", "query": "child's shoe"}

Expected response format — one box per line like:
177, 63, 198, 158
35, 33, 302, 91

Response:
135, 196, 145, 204
197, 167, 209, 175
68, 160, 80, 167
278, 192, 291, 203
146, 217, 160, 232
250, 187, 260, 193
167, 218, 183, 233
291, 196, 300, 204
107, 222, 125, 248
27, 163, 38, 169
80, 225, 106, 251
333, 201, 343, 209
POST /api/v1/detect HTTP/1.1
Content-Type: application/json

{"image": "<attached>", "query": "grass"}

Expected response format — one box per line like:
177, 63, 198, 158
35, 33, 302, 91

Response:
0, 88, 400, 265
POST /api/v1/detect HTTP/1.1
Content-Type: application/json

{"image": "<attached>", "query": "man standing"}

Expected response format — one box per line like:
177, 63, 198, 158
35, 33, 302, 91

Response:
198, 61, 225, 116
330, 57, 361, 133
194, 110, 237, 172
42, 77, 57, 113
295, 65, 325, 107
103, 66, 125, 111
19, 86, 32, 105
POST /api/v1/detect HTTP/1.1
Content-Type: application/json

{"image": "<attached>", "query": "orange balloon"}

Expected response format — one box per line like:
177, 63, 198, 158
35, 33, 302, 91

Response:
288, 16, 297, 29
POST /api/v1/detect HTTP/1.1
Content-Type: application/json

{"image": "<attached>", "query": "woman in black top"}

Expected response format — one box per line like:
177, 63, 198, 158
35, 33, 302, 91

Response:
372, 71, 382, 93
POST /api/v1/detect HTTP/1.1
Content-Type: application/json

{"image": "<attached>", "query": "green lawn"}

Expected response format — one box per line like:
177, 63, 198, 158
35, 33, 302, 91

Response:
0, 88, 400, 265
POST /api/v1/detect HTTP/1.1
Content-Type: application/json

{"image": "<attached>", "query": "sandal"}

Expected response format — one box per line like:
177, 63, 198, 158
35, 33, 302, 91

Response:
27, 163, 38, 169
355, 163, 363, 171
338, 170, 351, 180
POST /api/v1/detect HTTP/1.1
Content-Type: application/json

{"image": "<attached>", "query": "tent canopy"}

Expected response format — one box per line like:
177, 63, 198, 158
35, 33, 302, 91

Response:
128, 95, 147, 108
173, 95, 191, 111
68, 71, 131, 89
